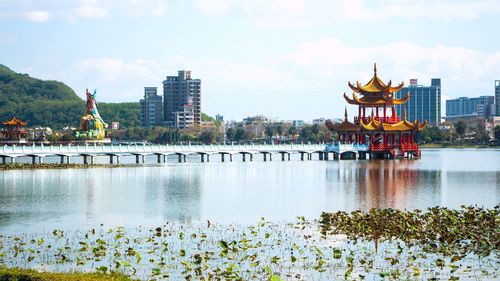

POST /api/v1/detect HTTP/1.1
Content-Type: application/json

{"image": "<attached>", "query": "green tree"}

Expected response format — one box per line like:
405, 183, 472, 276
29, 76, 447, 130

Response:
264, 125, 275, 143
474, 120, 489, 144
226, 128, 235, 142
275, 124, 283, 137
234, 128, 245, 142
420, 126, 443, 144
199, 130, 215, 144
288, 126, 298, 140
454, 121, 467, 140
494, 126, 500, 145
201, 113, 215, 122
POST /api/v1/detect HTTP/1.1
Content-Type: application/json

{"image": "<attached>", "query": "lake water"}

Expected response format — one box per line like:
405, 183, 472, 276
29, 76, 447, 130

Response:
0, 149, 498, 234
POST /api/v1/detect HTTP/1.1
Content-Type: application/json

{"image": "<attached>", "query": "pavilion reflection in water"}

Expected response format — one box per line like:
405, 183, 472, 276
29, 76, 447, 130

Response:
329, 161, 441, 210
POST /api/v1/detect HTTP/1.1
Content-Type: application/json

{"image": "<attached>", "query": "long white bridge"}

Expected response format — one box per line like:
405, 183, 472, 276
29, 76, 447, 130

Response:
0, 142, 372, 164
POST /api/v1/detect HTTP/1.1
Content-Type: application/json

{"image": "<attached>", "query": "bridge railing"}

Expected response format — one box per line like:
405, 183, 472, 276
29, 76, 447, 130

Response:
2, 143, 327, 156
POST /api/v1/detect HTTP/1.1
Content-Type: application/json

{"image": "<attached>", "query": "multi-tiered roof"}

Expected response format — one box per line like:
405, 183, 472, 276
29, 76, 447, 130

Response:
344, 63, 409, 106
326, 64, 428, 158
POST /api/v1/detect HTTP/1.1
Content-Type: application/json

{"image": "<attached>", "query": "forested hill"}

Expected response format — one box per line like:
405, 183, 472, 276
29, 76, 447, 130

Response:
0, 64, 140, 128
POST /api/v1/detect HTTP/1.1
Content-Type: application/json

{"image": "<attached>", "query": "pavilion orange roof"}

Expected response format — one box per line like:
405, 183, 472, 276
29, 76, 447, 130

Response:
325, 108, 360, 132
343, 91, 410, 106
360, 109, 427, 132
2, 116, 27, 126
348, 63, 405, 94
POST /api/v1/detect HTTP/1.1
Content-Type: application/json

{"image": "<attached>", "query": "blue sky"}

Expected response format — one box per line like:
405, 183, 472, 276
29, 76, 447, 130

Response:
1, 0, 499, 121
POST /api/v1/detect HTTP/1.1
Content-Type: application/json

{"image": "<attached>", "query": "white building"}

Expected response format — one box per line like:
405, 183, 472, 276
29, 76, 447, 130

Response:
163, 70, 201, 127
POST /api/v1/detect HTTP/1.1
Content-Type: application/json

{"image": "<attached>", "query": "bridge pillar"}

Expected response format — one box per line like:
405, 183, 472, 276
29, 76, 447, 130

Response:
325, 152, 329, 160
207, 155, 210, 162
32, 156, 37, 164
157, 154, 162, 163
334, 153, 339, 160
136, 155, 140, 164
83, 155, 94, 165
229, 154, 232, 162
242, 154, 246, 162
1, 157, 5, 164
201, 154, 205, 163
110, 155, 115, 164
300, 153, 304, 161
184, 155, 187, 162
178, 154, 182, 163
116, 156, 120, 164
10, 157, 15, 163
288, 153, 291, 161
221, 154, 225, 162
250, 154, 253, 161
358, 152, 366, 160
281, 153, 285, 161
319, 153, 323, 161
263, 154, 267, 162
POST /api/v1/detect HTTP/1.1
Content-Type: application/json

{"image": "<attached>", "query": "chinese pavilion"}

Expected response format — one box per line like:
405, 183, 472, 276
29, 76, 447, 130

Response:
1, 116, 27, 144
326, 64, 427, 159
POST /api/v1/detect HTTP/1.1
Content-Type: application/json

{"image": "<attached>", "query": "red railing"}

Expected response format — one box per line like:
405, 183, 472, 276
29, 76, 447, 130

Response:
354, 116, 400, 124
370, 143, 419, 152
400, 143, 419, 152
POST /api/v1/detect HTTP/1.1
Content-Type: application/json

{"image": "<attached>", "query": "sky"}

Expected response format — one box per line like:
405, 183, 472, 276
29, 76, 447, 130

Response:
1, 0, 499, 122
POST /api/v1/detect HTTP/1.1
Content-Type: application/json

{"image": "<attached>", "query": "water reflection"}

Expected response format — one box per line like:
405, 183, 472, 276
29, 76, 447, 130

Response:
0, 149, 498, 234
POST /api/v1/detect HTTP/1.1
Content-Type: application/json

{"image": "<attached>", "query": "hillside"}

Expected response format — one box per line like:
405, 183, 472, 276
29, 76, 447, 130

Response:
0, 64, 140, 128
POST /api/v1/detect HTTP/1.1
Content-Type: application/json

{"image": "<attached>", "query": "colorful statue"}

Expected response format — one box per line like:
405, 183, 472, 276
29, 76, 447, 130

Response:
75, 89, 108, 140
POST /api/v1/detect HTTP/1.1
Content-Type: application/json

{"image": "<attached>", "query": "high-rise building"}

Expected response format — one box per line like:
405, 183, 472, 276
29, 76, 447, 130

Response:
495, 80, 500, 116
163, 70, 201, 128
395, 78, 441, 126
140, 87, 163, 127
445, 96, 495, 120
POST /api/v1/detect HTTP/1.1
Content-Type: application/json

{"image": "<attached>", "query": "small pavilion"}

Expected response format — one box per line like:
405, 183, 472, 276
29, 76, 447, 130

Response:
1, 116, 28, 144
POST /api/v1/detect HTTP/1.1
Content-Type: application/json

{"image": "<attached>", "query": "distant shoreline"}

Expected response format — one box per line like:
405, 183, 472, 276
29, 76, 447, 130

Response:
420, 143, 500, 149
0, 163, 125, 170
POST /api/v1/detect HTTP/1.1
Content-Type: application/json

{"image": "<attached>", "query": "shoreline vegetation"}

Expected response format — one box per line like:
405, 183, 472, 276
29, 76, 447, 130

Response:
0, 206, 498, 280
0, 267, 132, 281
0, 163, 125, 170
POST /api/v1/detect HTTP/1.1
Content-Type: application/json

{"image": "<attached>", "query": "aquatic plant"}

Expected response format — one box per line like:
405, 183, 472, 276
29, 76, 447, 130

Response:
0, 207, 498, 280
319, 205, 499, 257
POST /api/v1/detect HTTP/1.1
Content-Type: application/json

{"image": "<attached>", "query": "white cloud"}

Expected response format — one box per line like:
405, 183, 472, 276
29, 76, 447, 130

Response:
193, 0, 231, 18
1, 0, 499, 23
75, 0, 108, 19
61, 38, 500, 118
0, 0, 169, 22
25, 11, 51, 23
191, 0, 500, 28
